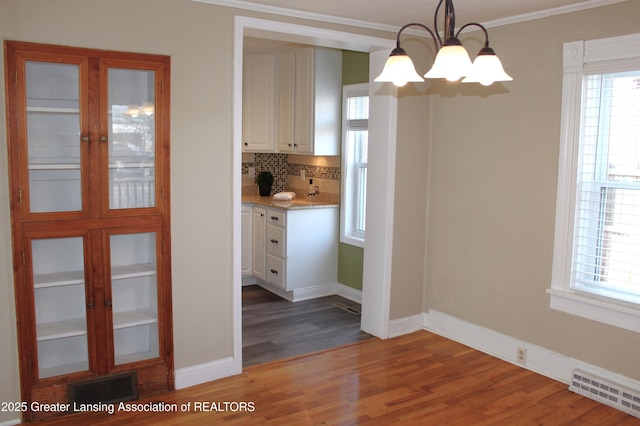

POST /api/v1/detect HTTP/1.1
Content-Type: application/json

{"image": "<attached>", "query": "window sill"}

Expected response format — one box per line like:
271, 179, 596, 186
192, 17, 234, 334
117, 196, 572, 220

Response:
340, 234, 364, 249
547, 288, 640, 333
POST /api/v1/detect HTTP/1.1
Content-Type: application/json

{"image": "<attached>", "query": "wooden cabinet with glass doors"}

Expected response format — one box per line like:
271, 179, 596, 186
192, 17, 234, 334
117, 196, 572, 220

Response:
4, 41, 172, 421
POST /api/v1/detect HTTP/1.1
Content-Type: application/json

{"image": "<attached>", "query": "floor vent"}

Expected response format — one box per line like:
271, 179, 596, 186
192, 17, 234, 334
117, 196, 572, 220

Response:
68, 372, 137, 409
569, 369, 640, 418
332, 301, 361, 315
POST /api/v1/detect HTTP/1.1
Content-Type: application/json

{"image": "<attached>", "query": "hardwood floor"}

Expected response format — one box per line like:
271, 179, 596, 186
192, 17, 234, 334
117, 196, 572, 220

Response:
36, 331, 638, 425
242, 285, 374, 366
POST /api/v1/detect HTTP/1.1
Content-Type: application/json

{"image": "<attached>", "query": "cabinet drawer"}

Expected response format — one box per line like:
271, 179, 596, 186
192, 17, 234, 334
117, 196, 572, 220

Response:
267, 209, 286, 227
266, 224, 285, 257
265, 255, 285, 288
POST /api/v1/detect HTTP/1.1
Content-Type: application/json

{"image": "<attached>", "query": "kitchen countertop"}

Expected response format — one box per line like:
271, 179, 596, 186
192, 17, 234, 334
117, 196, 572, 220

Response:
242, 194, 339, 210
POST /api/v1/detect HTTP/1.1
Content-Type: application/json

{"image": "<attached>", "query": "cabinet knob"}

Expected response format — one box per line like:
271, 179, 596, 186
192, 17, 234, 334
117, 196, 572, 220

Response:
100, 136, 107, 143
105, 300, 112, 307
270, 239, 278, 244
270, 269, 278, 275
81, 135, 89, 143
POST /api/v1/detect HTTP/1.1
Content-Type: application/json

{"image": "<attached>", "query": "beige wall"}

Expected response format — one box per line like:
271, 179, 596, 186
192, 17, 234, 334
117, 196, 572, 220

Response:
1, 0, 639, 423
417, 1, 640, 381
0, 1, 389, 422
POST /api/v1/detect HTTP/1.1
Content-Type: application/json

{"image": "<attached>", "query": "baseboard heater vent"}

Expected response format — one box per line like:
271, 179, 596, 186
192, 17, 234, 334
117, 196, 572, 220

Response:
569, 369, 640, 418
68, 371, 137, 409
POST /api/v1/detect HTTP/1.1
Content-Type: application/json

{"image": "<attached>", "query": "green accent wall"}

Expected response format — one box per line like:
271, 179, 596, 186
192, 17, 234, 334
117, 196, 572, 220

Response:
338, 242, 364, 291
337, 50, 368, 291
342, 50, 369, 86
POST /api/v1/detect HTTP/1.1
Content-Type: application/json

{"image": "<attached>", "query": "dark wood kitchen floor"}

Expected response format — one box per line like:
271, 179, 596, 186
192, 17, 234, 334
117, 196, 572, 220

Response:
242, 285, 375, 366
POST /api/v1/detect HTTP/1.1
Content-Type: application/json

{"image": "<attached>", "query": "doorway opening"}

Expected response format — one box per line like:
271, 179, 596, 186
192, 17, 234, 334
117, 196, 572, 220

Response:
233, 16, 397, 372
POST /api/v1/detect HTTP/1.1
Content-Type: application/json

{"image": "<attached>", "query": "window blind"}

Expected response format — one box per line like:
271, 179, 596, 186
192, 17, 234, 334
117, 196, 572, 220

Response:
573, 71, 640, 299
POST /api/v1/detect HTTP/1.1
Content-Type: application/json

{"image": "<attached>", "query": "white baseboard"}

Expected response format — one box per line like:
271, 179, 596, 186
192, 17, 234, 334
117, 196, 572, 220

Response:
242, 275, 258, 286
292, 282, 338, 302
335, 283, 362, 304
388, 313, 423, 338
255, 281, 363, 303
174, 356, 239, 389
0, 418, 21, 426
422, 309, 640, 393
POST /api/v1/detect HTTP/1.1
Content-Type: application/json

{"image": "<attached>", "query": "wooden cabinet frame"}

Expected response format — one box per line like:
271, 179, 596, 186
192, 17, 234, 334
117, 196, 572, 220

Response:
4, 41, 173, 422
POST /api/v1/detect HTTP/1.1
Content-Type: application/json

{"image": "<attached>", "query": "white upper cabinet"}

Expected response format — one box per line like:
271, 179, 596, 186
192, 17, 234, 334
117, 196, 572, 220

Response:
242, 49, 277, 152
243, 45, 342, 155
277, 46, 342, 155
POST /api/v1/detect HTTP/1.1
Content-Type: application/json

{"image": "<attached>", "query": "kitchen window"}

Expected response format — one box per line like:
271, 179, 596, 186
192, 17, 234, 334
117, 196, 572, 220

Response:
340, 83, 369, 248
549, 33, 640, 332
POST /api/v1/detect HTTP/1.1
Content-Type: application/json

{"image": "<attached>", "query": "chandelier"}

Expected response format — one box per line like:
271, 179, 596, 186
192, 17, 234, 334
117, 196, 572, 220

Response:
374, 0, 512, 87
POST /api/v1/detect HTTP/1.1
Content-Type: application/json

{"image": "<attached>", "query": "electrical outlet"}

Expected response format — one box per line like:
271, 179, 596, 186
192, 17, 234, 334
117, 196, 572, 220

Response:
517, 346, 527, 364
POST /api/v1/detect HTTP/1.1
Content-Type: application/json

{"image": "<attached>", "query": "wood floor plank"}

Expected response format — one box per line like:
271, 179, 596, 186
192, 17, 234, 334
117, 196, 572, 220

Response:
34, 331, 639, 425
242, 285, 373, 366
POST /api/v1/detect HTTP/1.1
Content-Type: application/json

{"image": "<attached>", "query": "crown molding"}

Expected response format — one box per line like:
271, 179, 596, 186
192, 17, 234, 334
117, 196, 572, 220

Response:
190, 0, 398, 33
191, 0, 627, 33
481, 0, 628, 29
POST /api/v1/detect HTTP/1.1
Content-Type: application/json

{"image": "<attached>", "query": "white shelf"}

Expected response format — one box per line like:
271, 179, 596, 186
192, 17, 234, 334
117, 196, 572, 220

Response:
115, 350, 158, 365
112, 263, 156, 280
29, 163, 81, 170
34, 270, 84, 288
27, 106, 79, 114
113, 309, 157, 330
108, 162, 155, 169
39, 361, 88, 379
37, 318, 87, 341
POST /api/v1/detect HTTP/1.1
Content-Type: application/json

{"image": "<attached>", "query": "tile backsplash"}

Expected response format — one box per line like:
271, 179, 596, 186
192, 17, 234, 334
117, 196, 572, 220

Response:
243, 153, 341, 198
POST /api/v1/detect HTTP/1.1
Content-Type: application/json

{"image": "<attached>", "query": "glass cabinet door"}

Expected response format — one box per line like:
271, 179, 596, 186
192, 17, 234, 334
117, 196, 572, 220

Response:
25, 60, 84, 213
31, 236, 89, 378
109, 231, 160, 364
107, 68, 156, 210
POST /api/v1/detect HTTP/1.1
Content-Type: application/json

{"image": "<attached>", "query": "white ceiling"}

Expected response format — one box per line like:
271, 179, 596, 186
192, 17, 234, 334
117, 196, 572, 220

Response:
203, 0, 626, 29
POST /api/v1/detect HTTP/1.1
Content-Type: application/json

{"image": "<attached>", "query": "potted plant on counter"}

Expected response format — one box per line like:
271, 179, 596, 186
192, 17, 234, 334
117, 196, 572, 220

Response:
256, 171, 274, 196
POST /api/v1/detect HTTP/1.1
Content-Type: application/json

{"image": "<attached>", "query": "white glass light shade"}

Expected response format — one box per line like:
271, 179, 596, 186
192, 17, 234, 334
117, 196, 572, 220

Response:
374, 48, 424, 87
127, 104, 141, 117
142, 101, 155, 115
424, 40, 472, 82
462, 51, 513, 86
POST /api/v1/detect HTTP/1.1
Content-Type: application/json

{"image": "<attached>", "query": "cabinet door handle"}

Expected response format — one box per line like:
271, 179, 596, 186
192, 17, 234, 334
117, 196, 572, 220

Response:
270, 239, 278, 244
87, 302, 94, 308
270, 216, 278, 221
270, 269, 278, 275
105, 300, 112, 307
100, 136, 107, 143
81, 135, 89, 143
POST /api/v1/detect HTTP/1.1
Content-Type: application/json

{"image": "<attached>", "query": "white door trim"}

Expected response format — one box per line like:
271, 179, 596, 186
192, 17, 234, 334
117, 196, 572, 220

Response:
232, 16, 396, 373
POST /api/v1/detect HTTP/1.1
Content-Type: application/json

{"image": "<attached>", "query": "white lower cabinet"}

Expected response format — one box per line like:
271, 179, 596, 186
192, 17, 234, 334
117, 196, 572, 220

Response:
245, 204, 338, 294
252, 207, 266, 280
241, 205, 253, 277
264, 207, 338, 292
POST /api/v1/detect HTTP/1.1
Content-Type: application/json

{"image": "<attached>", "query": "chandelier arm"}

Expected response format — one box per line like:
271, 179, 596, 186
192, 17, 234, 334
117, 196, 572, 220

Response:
396, 22, 440, 51
444, 0, 455, 39
455, 22, 490, 48
434, 0, 444, 46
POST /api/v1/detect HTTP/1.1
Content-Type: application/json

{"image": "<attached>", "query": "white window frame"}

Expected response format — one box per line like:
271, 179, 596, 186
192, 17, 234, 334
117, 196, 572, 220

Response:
340, 83, 369, 248
549, 33, 640, 333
